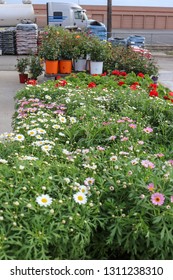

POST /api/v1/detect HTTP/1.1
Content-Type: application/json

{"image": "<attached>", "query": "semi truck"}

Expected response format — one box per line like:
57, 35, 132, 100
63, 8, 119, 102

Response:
47, 2, 107, 40
0, 0, 36, 27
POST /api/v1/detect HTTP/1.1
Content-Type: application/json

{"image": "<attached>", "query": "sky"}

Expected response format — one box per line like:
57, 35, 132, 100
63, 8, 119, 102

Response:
3, 0, 173, 8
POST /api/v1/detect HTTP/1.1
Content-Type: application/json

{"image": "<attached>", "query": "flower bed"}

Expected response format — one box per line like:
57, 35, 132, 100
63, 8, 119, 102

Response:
0, 72, 173, 259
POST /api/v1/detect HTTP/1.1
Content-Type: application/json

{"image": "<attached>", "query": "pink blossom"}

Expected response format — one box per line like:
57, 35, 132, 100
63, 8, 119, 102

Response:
143, 127, 153, 133
141, 160, 155, 169
129, 124, 137, 129
147, 183, 155, 192
117, 119, 125, 123
121, 137, 129, 142
170, 196, 173, 203
108, 135, 117, 141
168, 160, 173, 166
97, 146, 105, 151
138, 140, 144, 145
155, 153, 164, 158
151, 193, 165, 206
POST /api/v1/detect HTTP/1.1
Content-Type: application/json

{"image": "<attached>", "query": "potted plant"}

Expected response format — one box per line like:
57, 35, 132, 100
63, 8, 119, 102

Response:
88, 36, 108, 74
73, 32, 90, 72
38, 26, 60, 75
28, 55, 43, 83
58, 29, 76, 74
15, 57, 29, 83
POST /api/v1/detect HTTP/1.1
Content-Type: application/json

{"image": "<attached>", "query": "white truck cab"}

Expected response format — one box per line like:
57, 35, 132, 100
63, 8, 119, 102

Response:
47, 2, 89, 29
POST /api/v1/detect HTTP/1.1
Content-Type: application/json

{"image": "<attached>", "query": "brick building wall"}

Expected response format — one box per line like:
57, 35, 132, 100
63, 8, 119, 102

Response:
33, 4, 173, 30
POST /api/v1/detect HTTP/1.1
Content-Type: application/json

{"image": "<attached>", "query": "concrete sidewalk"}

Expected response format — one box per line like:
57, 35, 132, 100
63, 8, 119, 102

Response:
0, 54, 173, 134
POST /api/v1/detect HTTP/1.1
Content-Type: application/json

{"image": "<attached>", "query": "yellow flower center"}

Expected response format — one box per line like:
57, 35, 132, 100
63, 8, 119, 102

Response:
78, 196, 84, 201
41, 198, 48, 203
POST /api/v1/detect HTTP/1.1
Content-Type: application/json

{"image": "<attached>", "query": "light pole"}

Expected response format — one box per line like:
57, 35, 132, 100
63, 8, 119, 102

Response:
107, 0, 112, 39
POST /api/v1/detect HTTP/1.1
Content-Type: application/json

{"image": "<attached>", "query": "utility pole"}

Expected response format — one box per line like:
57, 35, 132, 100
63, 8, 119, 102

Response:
107, 0, 112, 39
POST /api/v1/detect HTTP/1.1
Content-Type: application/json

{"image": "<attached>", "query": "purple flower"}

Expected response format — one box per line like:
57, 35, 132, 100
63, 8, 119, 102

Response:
151, 193, 165, 206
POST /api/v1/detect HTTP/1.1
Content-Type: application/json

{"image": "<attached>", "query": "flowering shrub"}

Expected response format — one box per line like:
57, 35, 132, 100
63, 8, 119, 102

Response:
0, 72, 173, 260
104, 45, 158, 75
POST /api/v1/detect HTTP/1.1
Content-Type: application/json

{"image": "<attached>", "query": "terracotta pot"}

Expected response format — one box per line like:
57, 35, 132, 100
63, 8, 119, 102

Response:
59, 60, 72, 74
45, 60, 58, 74
19, 73, 28, 83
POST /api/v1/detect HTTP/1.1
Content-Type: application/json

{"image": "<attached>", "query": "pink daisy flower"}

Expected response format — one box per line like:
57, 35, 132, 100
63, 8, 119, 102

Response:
129, 124, 137, 129
147, 183, 155, 192
151, 193, 165, 206
141, 160, 155, 169
143, 127, 153, 133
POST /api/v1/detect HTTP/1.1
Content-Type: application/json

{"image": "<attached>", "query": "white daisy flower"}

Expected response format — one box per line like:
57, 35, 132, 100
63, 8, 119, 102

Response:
64, 177, 70, 184
73, 192, 87, 205
37, 128, 46, 134
36, 194, 52, 207
59, 116, 67, 123
41, 145, 52, 153
79, 185, 89, 194
45, 95, 52, 100
19, 156, 38, 161
27, 129, 37, 136
0, 158, 8, 164
110, 155, 118, 161
84, 177, 95, 186
52, 124, 61, 129
14, 134, 25, 142
69, 117, 77, 124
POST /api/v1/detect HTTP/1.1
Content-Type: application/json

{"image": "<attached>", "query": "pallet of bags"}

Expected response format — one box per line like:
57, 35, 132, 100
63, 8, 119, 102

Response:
2, 28, 16, 55
16, 23, 38, 55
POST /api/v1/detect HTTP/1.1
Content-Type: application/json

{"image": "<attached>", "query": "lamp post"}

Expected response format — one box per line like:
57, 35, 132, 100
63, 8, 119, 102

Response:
107, 0, 112, 39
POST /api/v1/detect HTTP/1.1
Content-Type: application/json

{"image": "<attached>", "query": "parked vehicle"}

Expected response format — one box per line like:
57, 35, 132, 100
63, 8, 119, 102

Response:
0, 0, 35, 27
47, 2, 107, 40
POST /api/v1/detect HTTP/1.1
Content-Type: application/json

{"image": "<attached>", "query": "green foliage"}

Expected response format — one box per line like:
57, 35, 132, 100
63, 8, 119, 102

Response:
29, 55, 43, 79
38, 26, 60, 61
15, 57, 29, 74
0, 72, 173, 259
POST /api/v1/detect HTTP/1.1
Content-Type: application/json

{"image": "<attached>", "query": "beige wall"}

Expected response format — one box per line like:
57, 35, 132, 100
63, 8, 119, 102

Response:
33, 4, 173, 30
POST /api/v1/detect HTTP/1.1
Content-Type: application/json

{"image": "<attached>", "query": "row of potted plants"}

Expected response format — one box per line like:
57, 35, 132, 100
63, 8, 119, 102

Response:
38, 26, 111, 75
15, 26, 158, 82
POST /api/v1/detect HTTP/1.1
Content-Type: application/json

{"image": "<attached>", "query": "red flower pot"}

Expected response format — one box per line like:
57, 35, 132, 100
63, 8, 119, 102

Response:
19, 73, 28, 83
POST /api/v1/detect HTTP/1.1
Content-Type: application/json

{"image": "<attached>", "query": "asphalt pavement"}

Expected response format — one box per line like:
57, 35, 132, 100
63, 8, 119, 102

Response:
0, 53, 173, 134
